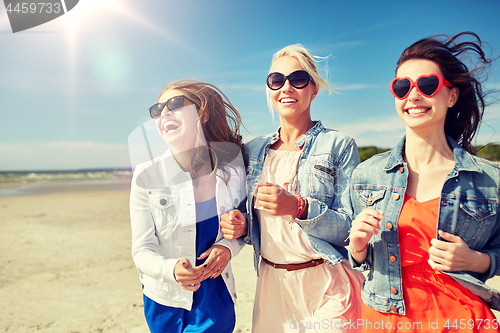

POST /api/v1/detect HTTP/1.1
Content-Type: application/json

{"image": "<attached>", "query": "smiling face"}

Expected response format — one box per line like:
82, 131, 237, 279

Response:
395, 59, 458, 135
155, 89, 205, 153
395, 59, 458, 133
269, 56, 318, 122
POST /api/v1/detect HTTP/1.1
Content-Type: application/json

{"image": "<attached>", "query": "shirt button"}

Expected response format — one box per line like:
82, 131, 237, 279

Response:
386, 223, 393, 230
389, 256, 396, 262
220, 206, 226, 213
399, 166, 404, 173
391, 288, 398, 294
160, 198, 167, 206
392, 193, 400, 201
234, 293, 237, 299
225, 272, 230, 278
390, 306, 398, 312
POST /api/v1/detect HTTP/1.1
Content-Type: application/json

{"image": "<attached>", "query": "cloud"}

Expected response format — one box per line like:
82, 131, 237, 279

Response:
0, 70, 158, 96
0, 141, 131, 171
329, 116, 406, 147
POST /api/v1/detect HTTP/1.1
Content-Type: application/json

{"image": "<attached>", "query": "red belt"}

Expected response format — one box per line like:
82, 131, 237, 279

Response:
261, 257, 325, 271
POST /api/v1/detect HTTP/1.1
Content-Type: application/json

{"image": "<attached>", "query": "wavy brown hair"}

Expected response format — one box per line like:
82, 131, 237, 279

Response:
396, 32, 495, 154
158, 79, 243, 183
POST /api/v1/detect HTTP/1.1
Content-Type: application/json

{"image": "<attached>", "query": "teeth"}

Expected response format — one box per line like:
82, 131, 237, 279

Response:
280, 98, 297, 104
406, 108, 429, 115
163, 120, 181, 133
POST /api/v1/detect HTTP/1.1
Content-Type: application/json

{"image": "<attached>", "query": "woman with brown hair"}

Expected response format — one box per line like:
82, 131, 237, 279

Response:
130, 79, 246, 332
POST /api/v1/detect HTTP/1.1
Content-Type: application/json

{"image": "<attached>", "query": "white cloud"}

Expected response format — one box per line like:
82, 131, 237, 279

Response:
0, 141, 131, 171
329, 116, 406, 147
0, 70, 158, 95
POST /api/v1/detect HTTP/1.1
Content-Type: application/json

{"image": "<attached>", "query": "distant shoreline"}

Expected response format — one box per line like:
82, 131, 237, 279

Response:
0, 176, 132, 198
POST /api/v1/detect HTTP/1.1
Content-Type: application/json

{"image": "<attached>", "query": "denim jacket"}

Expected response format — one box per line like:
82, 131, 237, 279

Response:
130, 146, 246, 310
243, 121, 360, 274
349, 136, 500, 313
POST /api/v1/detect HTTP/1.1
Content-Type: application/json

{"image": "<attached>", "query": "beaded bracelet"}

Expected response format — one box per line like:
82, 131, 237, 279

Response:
350, 243, 368, 254
289, 195, 307, 228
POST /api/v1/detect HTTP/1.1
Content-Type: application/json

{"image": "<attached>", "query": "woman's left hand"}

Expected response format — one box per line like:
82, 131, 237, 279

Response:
428, 230, 491, 274
255, 182, 297, 216
198, 245, 231, 280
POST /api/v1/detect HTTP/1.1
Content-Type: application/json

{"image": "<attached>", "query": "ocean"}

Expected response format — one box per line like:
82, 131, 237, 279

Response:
0, 169, 133, 197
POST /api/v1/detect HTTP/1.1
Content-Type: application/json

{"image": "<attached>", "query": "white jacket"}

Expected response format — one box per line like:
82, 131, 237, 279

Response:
130, 147, 246, 310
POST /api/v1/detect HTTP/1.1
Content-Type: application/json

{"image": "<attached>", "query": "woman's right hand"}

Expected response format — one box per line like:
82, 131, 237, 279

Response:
220, 209, 247, 239
349, 209, 384, 262
174, 258, 204, 291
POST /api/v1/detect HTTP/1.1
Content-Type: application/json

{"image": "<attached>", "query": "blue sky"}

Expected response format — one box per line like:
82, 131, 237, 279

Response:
1, 0, 500, 171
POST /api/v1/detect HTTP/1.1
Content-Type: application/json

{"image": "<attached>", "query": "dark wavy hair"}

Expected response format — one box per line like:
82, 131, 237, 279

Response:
396, 32, 494, 154
158, 79, 243, 183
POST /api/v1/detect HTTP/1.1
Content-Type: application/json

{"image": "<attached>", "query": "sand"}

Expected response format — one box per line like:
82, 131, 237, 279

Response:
1, 190, 498, 332
0, 191, 256, 333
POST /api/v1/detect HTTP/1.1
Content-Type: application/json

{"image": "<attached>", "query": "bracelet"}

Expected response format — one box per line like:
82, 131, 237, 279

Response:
350, 243, 368, 254
289, 195, 307, 227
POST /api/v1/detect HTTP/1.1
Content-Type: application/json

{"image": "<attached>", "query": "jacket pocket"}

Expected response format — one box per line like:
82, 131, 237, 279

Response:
355, 187, 387, 207
148, 189, 177, 229
457, 199, 497, 245
308, 161, 336, 202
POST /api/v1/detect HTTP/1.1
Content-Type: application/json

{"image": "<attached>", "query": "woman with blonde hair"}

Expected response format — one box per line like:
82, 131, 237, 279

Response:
221, 44, 363, 332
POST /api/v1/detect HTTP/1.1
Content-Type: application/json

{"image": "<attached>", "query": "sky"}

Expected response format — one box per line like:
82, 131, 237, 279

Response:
1, 0, 500, 171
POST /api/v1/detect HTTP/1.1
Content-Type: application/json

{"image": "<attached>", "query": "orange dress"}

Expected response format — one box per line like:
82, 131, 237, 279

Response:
362, 194, 499, 332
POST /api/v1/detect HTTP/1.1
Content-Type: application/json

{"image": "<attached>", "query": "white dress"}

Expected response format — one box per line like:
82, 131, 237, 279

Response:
252, 149, 363, 333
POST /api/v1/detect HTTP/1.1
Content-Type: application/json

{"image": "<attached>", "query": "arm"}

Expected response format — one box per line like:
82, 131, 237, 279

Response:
215, 163, 247, 255
130, 169, 179, 283
295, 138, 360, 247
429, 218, 500, 281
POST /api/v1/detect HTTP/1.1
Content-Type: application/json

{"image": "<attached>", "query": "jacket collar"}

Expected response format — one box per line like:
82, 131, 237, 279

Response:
271, 121, 324, 147
384, 135, 481, 173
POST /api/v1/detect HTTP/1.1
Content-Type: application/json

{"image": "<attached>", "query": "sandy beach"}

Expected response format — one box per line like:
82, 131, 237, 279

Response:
0, 190, 256, 332
1, 189, 499, 332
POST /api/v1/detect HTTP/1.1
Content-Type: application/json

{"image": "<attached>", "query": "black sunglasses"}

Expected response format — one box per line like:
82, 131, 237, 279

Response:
149, 95, 196, 119
266, 70, 312, 90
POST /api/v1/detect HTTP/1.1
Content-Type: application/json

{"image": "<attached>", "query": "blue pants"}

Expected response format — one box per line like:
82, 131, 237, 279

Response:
143, 277, 235, 333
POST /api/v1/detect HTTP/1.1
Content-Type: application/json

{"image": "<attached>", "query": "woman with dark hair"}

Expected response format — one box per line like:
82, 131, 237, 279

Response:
130, 79, 246, 333
349, 32, 500, 332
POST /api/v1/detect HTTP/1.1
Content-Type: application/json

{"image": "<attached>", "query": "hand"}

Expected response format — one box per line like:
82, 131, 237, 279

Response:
174, 258, 204, 291
220, 209, 247, 239
255, 182, 297, 216
198, 245, 231, 280
349, 209, 384, 262
428, 230, 490, 274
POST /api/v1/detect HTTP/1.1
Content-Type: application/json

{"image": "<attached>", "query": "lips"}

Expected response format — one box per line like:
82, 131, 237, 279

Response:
280, 97, 298, 104
162, 120, 181, 133
405, 107, 430, 115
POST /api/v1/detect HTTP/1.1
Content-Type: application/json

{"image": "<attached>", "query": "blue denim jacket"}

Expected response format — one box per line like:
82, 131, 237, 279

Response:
349, 136, 500, 313
243, 121, 360, 274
